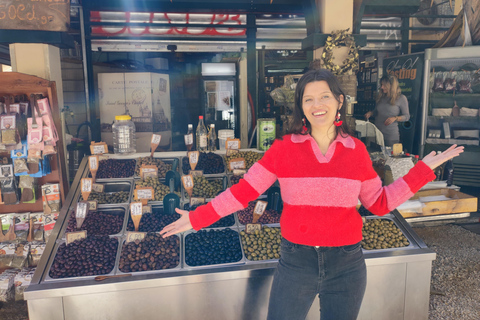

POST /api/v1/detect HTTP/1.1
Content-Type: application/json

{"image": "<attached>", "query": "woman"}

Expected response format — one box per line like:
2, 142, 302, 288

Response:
161, 69, 462, 320
365, 75, 410, 147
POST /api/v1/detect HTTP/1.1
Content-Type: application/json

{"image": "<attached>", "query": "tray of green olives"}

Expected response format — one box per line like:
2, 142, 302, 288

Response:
238, 226, 282, 263
224, 150, 264, 173
183, 175, 227, 201
134, 157, 179, 179
361, 216, 414, 251
135, 177, 183, 204
77, 181, 132, 206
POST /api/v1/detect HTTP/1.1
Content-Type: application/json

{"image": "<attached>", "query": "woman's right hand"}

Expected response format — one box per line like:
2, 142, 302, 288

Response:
160, 208, 193, 238
364, 111, 372, 120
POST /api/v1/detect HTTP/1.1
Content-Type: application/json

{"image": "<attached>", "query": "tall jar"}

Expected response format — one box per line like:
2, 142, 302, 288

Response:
112, 115, 136, 155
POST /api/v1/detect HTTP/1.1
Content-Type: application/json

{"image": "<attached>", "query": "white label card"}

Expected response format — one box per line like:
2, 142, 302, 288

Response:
226, 138, 240, 150
91, 144, 107, 155
151, 134, 162, 145
184, 133, 193, 145
88, 201, 98, 211
182, 175, 194, 189
188, 151, 199, 164
130, 202, 143, 216
136, 188, 153, 200
89, 156, 99, 171
81, 178, 92, 192
66, 231, 87, 245
189, 170, 203, 177
254, 201, 268, 216
76, 202, 88, 218
245, 224, 262, 234
229, 158, 246, 171
126, 232, 146, 243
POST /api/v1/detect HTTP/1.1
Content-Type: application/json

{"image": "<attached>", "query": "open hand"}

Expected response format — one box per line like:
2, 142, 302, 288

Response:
364, 111, 372, 120
421, 144, 464, 170
384, 117, 397, 126
160, 208, 192, 238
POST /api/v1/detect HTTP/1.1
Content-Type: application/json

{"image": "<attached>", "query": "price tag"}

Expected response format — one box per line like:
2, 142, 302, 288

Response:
226, 138, 241, 150
245, 223, 262, 234
87, 200, 98, 211
125, 232, 146, 243
90, 142, 108, 155
140, 165, 158, 179
134, 187, 154, 205
182, 174, 194, 197
188, 151, 199, 171
150, 134, 161, 157
252, 200, 268, 223
75, 201, 89, 229
88, 155, 99, 181
233, 169, 246, 176
142, 205, 152, 214
190, 197, 205, 207
130, 202, 143, 231
184, 133, 194, 150
81, 178, 92, 201
66, 231, 87, 245
189, 170, 203, 177
226, 149, 239, 157
229, 158, 246, 171
92, 183, 105, 193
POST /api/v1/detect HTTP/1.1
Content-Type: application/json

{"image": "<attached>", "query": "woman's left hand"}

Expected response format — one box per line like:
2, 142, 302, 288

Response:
384, 116, 397, 126
421, 144, 464, 170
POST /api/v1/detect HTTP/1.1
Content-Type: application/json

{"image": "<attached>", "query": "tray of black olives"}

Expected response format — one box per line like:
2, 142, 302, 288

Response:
361, 216, 415, 252
183, 203, 237, 228
183, 175, 227, 201
94, 159, 137, 180
78, 181, 132, 206
45, 235, 121, 282
134, 157, 179, 179
116, 233, 181, 275
228, 174, 268, 196
63, 207, 128, 239
239, 226, 282, 263
126, 206, 181, 232
181, 152, 226, 176
183, 228, 245, 269
236, 200, 281, 226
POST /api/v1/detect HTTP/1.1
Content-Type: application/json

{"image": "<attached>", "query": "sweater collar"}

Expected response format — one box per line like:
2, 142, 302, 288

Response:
291, 133, 355, 163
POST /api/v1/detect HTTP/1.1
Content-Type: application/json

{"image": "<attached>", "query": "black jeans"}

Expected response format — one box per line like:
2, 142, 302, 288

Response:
267, 238, 367, 320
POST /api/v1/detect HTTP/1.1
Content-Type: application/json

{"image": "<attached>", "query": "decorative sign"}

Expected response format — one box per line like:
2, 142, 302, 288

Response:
190, 197, 205, 206
81, 178, 92, 201
140, 165, 158, 179
245, 223, 262, 234
229, 158, 246, 171
0, 0, 70, 32
188, 151, 199, 171
92, 183, 105, 193
130, 202, 143, 231
226, 138, 241, 150
75, 201, 88, 229
150, 134, 161, 157
189, 170, 203, 177
66, 231, 87, 245
252, 200, 268, 223
126, 232, 146, 243
233, 169, 246, 176
182, 174, 194, 198
90, 142, 108, 155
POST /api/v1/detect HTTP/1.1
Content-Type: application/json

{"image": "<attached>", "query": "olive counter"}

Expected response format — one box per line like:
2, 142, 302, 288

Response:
25, 151, 436, 320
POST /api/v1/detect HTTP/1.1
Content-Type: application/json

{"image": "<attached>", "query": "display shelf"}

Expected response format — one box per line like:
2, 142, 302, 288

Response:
430, 92, 480, 109
425, 138, 480, 146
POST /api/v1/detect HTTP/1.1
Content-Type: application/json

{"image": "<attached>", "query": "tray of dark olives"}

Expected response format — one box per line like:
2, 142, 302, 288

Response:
183, 203, 237, 228
77, 181, 132, 206
183, 228, 245, 269
134, 157, 179, 179
126, 206, 181, 232
93, 159, 137, 181
238, 226, 282, 263
181, 152, 226, 176
45, 235, 121, 282
183, 175, 228, 201
361, 216, 415, 252
228, 174, 268, 196
62, 206, 128, 239
236, 200, 281, 226
116, 232, 181, 275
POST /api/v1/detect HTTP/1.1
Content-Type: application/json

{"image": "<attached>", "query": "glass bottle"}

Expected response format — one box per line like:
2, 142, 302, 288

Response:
112, 115, 136, 154
196, 116, 207, 152
185, 124, 194, 151
208, 124, 217, 152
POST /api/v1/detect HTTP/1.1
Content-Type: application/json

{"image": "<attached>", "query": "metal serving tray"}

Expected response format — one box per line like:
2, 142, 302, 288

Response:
182, 228, 245, 270
77, 181, 132, 206
115, 234, 182, 276
182, 202, 237, 229
183, 175, 228, 202
125, 205, 181, 233
236, 198, 281, 226
135, 177, 184, 205
60, 206, 129, 240
223, 149, 264, 173
238, 226, 281, 265
361, 215, 416, 253
93, 159, 137, 181
43, 235, 122, 283
180, 154, 227, 176
134, 157, 180, 179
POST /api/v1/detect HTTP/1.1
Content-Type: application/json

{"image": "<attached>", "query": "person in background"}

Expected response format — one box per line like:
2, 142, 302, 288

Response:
365, 75, 410, 147
161, 69, 463, 320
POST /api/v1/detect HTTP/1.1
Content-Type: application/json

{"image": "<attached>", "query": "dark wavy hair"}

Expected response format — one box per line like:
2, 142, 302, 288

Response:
287, 69, 354, 138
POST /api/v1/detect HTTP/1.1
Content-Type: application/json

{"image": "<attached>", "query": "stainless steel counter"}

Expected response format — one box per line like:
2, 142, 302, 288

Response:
25, 152, 436, 320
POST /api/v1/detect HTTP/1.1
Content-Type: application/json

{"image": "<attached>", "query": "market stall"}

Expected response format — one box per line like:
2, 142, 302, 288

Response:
25, 150, 435, 320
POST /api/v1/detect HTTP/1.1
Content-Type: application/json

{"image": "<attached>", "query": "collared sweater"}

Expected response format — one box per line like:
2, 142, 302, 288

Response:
189, 133, 436, 247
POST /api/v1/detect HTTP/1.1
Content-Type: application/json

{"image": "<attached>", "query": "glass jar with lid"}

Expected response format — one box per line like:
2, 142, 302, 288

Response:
112, 115, 136, 154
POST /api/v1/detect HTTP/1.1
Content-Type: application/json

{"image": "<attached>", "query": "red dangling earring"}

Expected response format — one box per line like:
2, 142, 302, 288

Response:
302, 118, 308, 133
334, 111, 343, 127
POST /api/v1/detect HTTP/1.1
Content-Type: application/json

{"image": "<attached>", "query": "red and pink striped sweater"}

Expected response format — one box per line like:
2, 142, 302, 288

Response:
189, 133, 436, 247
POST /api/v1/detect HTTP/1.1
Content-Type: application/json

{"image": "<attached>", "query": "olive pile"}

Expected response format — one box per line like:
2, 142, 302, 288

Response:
135, 157, 173, 178
237, 201, 281, 225
118, 233, 180, 272
126, 211, 180, 232
186, 176, 223, 199
135, 178, 181, 201
96, 159, 136, 179
88, 191, 130, 204
49, 236, 118, 278
240, 227, 281, 261
185, 229, 243, 267
230, 174, 242, 186
182, 152, 224, 174
361, 219, 410, 250
65, 210, 124, 235
225, 151, 263, 171
184, 204, 235, 228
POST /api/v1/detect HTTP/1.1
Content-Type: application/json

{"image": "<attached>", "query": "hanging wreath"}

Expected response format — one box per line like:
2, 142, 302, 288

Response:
321, 28, 360, 75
